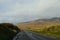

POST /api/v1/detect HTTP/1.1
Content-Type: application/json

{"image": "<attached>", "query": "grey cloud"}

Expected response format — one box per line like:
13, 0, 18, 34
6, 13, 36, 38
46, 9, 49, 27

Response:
0, 0, 60, 23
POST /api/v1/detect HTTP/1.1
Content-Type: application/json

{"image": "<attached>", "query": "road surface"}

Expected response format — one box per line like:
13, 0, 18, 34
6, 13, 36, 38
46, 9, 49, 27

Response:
13, 30, 60, 40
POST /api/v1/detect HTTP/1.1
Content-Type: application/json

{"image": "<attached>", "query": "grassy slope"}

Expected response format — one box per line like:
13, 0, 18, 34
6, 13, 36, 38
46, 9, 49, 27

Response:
31, 25, 60, 38
18, 24, 60, 38
17, 18, 60, 38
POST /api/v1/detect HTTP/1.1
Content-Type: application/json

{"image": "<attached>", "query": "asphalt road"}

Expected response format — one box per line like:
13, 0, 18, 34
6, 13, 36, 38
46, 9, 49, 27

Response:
13, 30, 60, 40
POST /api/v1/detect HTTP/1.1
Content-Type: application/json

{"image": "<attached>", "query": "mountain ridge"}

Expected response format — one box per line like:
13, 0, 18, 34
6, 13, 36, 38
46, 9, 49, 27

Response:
17, 17, 60, 30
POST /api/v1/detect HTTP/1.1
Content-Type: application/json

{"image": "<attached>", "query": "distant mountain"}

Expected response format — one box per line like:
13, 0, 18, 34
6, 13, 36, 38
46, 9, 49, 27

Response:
17, 17, 60, 38
17, 17, 60, 30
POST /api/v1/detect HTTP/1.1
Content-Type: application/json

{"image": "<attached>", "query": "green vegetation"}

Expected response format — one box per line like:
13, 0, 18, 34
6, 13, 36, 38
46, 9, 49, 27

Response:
31, 25, 60, 38
0, 23, 21, 40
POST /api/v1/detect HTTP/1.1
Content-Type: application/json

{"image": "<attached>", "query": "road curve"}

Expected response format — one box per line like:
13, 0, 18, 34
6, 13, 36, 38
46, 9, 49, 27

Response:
13, 30, 60, 40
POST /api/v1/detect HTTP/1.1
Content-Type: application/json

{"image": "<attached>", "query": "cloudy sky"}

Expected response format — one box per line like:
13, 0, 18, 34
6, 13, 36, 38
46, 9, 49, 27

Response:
0, 0, 60, 23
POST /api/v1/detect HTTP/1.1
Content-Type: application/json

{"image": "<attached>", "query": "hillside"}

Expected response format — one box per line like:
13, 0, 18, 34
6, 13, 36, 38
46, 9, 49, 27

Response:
17, 17, 60, 31
0, 23, 20, 40
32, 25, 60, 38
17, 17, 60, 38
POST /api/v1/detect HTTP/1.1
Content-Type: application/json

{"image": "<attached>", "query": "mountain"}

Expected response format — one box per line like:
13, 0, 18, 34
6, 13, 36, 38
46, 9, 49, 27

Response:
17, 17, 60, 30
17, 17, 60, 38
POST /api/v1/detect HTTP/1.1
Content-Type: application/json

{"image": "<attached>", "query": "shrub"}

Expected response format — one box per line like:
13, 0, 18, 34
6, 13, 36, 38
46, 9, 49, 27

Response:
0, 23, 21, 40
